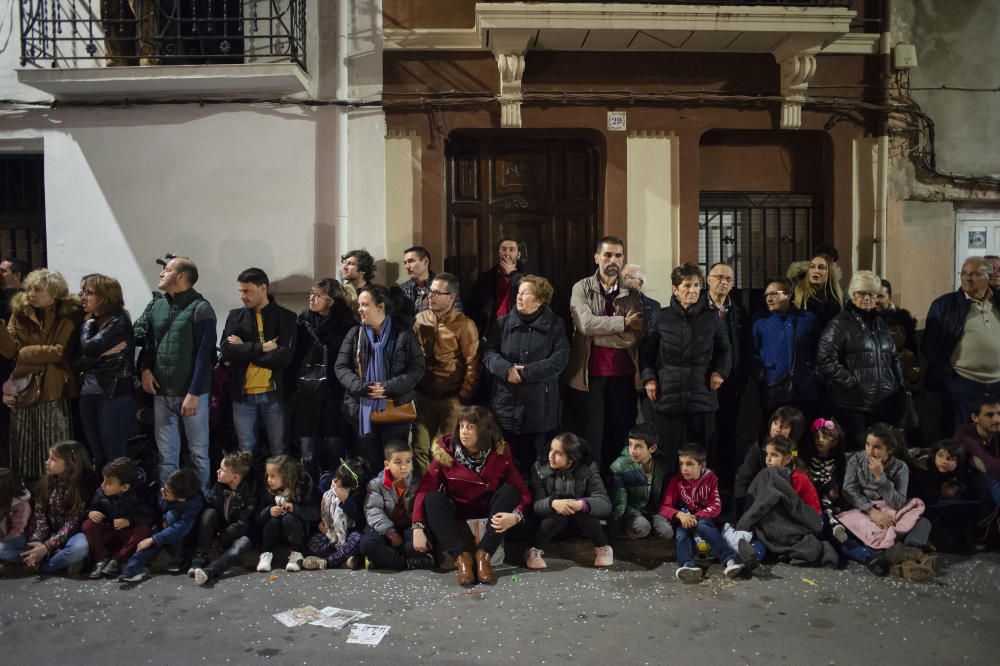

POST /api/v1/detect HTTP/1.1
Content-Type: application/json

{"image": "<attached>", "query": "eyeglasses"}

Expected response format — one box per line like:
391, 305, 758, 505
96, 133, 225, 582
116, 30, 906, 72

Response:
428, 290, 453, 298
764, 291, 788, 299
960, 271, 989, 279
854, 292, 879, 300
708, 275, 734, 283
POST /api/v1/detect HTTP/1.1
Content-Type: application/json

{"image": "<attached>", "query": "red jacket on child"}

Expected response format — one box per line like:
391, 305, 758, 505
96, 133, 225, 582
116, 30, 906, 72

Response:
658, 469, 722, 521
791, 468, 823, 515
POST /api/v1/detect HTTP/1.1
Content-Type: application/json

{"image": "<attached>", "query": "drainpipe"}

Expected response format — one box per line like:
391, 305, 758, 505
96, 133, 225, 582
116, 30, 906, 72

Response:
875, 0, 891, 275
336, 2, 351, 257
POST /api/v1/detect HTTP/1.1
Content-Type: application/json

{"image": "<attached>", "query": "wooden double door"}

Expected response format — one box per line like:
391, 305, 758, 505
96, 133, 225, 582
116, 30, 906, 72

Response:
445, 131, 603, 323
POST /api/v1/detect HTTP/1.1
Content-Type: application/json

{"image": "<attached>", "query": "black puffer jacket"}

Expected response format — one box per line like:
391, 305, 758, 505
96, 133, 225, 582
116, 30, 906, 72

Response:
207, 476, 259, 535
817, 303, 903, 411
530, 461, 611, 519
334, 318, 425, 424
75, 313, 135, 398
483, 306, 569, 435
639, 297, 732, 414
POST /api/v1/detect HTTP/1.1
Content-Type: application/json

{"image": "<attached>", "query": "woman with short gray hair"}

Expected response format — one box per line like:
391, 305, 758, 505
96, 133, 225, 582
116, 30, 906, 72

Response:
817, 270, 904, 449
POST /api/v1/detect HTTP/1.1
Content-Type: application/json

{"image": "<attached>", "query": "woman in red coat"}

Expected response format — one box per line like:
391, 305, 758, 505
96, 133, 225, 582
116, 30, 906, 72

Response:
411, 406, 530, 586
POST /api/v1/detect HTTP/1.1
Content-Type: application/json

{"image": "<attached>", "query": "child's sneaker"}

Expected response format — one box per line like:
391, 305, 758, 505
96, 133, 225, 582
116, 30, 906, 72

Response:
724, 559, 745, 578
737, 539, 759, 572
102, 559, 120, 579
593, 546, 614, 568
166, 557, 186, 575
524, 547, 547, 570
831, 523, 848, 543
302, 556, 327, 571
192, 568, 211, 586
88, 560, 109, 580
344, 555, 360, 570
256, 552, 273, 573
188, 554, 208, 577
286, 551, 304, 572
675, 562, 702, 584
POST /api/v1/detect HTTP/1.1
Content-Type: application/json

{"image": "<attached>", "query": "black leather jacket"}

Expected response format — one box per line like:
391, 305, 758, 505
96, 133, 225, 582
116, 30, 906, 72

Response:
75, 313, 135, 398
817, 304, 903, 411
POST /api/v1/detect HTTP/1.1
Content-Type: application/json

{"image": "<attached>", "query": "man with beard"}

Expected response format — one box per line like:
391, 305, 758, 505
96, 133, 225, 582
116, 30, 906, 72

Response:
565, 236, 644, 473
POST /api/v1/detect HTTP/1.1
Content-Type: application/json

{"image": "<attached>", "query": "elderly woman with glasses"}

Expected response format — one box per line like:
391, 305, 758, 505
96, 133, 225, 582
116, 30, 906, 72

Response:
751, 277, 822, 418
817, 270, 904, 450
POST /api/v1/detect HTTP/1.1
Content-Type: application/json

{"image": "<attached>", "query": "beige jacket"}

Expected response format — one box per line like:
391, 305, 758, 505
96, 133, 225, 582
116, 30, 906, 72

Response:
564, 272, 643, 391
413, 307, 480, 401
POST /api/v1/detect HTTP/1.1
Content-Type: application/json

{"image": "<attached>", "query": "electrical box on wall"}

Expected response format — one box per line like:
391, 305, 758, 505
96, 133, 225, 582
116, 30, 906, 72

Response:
894, 44, 918, 70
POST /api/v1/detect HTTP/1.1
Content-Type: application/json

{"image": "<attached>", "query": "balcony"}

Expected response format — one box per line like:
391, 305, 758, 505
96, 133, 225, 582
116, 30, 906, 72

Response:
17, 1, 309, 100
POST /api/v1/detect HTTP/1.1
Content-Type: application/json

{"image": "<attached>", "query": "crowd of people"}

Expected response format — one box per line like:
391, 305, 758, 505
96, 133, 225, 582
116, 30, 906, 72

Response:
0, 240, 997, 588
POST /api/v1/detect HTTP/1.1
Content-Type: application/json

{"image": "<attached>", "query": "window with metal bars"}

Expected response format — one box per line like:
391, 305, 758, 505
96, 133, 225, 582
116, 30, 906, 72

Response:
0, 155, 47, 269
698, 192, 818, 307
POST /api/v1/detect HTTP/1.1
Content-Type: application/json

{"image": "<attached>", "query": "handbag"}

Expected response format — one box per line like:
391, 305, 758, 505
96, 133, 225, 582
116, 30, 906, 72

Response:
898, 390, 919, 432
370, 399, 417, 425
296, 325, 330, 398
2, 372, 44, 409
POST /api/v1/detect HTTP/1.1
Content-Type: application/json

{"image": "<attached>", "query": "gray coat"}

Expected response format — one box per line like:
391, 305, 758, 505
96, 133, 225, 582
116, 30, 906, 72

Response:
842, 450, 909, 512
737, 466, 827, 564
530, 461, 611, 519
364, 470, 420, 536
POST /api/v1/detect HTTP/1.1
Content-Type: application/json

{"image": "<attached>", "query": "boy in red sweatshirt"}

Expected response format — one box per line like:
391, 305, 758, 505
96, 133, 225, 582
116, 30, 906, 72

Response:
659, 443, 748, 583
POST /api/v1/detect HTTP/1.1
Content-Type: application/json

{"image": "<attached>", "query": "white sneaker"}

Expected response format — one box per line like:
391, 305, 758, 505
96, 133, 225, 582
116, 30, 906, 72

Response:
286, 551, 303, 572
193, 568, 209, 586
832, 523, 848, 543
724, 559, 745, 578
256, 552, 273, 573
675, 563, 702, 584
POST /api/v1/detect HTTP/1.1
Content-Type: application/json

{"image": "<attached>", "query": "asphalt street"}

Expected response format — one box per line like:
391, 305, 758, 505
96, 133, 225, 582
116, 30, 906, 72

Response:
1, 540, 997, 665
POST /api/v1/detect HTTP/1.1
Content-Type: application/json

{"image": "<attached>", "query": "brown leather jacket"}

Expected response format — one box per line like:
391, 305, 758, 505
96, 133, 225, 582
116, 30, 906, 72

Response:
412, 307, 480, 401
0, 292, 82, 403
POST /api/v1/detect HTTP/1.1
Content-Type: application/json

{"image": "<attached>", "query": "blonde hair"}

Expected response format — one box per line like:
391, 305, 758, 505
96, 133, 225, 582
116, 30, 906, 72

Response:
848, 270, 882, 296
23, 269, 69, 301
792, 254, 843, 311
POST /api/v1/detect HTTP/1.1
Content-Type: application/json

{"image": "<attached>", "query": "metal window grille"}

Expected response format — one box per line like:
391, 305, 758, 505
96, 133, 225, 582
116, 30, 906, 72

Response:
0, 155, 47, 269
698, 193, 818, 293
19, 1, 307, 69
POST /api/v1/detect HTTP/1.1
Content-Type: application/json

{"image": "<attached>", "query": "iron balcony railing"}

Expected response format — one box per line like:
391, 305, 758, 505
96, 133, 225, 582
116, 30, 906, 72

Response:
19, 1, 307, 70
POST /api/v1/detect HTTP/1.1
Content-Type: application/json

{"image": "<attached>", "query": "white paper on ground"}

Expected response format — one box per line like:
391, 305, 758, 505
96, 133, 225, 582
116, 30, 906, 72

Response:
273, 605, 324, 627
346, 624, 390, 646
308, 607, 363, 630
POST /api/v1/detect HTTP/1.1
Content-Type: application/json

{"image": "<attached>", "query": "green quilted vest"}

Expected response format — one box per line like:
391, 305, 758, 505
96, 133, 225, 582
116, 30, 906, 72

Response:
149, 288, 207, 396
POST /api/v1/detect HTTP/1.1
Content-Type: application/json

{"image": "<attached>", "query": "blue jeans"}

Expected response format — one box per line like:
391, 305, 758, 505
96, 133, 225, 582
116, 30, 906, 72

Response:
0, 533, 89, 572
122, 540, 183, 579
991, 478, 1000, 507
675, 517, 737, 566
154, 393, 211, 498
79, 393, 135, 472
232, 391, 286, 455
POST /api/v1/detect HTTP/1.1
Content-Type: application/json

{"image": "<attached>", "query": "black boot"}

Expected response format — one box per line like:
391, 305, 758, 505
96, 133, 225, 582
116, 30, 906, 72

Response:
405, 554, 434, 570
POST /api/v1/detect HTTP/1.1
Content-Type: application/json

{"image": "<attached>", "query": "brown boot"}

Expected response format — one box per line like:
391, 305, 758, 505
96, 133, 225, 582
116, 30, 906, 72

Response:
455, 552, 475, 586
475, 549, 495, 585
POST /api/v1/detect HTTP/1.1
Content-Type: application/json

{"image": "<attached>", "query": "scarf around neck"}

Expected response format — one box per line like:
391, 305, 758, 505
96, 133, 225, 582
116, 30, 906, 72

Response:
359, 316, 393, 436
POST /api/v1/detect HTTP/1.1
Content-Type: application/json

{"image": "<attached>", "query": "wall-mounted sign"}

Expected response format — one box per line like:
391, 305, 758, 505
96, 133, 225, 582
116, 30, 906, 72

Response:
607, 111, 626, 132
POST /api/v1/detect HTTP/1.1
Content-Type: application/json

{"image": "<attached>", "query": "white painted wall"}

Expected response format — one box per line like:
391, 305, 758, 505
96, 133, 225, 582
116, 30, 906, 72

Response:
0, 0, 388, 329
0, 106, 317, 323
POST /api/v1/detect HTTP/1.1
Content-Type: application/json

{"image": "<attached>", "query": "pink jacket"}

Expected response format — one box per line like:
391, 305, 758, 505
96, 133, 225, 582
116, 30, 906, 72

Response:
837, 498, 926, 549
